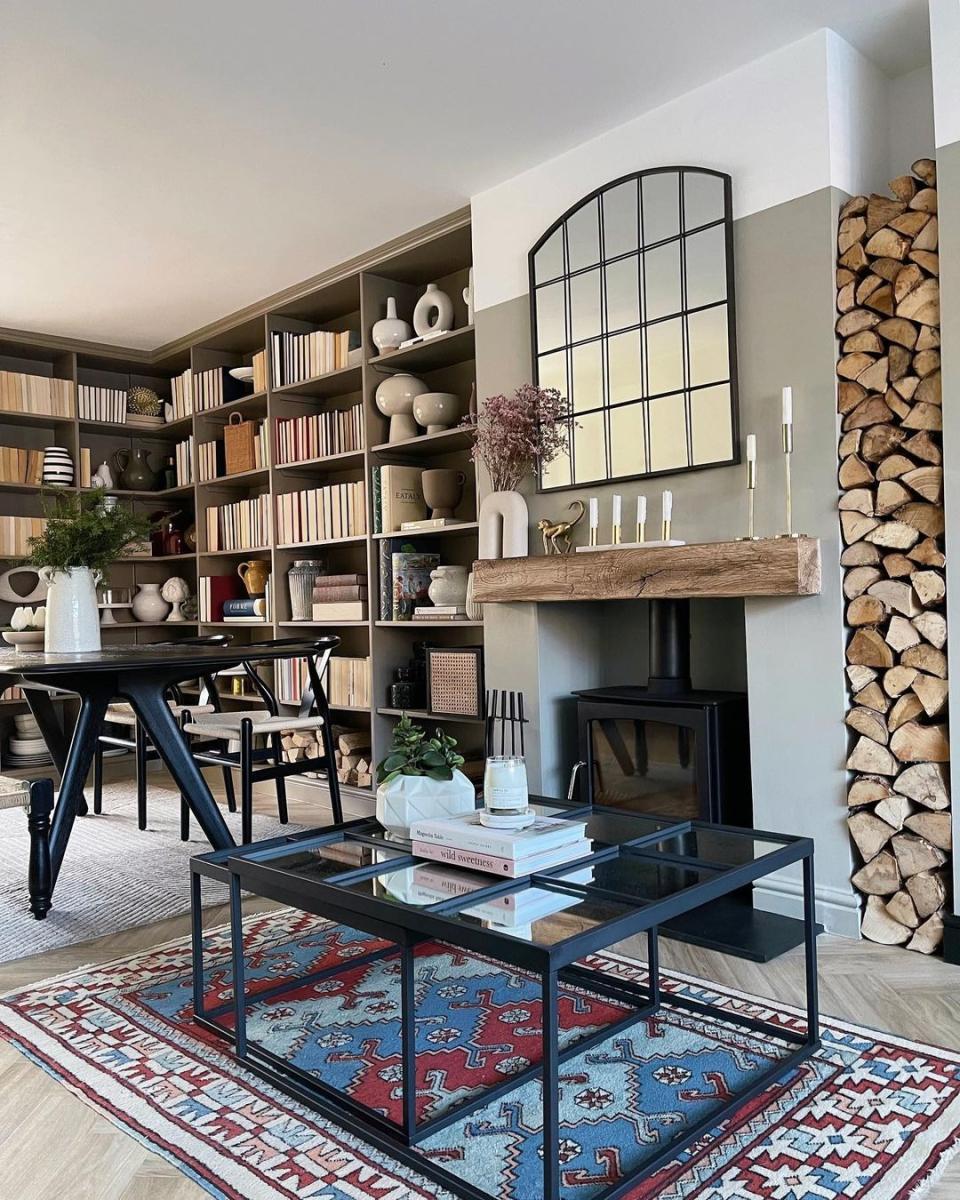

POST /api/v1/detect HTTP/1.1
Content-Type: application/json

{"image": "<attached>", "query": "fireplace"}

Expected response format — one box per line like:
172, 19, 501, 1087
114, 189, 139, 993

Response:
574, 597, 808, 962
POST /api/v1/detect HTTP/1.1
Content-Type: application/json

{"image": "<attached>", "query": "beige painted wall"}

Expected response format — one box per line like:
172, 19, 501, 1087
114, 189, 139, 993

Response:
475, 188, 856, 934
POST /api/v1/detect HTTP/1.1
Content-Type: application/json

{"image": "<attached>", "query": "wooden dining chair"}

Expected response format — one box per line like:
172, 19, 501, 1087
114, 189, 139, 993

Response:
181, 636, 343, 844
91, 634, 237, 829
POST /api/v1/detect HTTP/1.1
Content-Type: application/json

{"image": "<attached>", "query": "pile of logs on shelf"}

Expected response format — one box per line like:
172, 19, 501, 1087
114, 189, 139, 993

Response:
282, 726, 372, 788
837, 156, 950, 954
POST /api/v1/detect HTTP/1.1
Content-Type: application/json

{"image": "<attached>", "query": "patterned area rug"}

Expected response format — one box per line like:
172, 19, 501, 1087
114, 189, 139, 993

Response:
2, 908, 959, 1199
0, 784, 297, 963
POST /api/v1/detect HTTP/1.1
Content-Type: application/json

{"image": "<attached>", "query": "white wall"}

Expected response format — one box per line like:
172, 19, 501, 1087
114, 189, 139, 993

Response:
930, 0, 960, 147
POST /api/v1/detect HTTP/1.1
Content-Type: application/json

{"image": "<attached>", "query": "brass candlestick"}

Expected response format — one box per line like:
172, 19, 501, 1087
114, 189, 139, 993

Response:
778, 423, 801, 538
661, 517, 672, 542
589, 526, 598, 547
635, 519, 646, 544
737, 458, 759, 541
612, 522, 622, 545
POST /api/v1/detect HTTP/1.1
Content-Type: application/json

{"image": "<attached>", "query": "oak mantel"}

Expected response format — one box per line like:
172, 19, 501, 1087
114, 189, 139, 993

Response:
472, 536, 821, 603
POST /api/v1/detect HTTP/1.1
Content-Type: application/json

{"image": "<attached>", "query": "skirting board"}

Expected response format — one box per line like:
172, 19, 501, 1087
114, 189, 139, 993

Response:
754, 875, 862, 940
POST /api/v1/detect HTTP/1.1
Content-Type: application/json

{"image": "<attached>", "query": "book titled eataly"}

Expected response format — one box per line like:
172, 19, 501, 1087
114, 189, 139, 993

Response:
409, 812, 591, 879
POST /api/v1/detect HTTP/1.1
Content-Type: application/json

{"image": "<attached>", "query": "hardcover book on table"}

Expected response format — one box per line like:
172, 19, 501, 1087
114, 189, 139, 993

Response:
408, 811, 589, 856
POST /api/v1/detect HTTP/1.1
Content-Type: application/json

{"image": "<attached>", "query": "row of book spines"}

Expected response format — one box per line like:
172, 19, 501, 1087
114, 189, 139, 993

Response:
175, 437, 194, 487
194, 368, 246, 413
277, 655, 371, 709
270, 329, 360, 387
275, 406, 364, 464
171, 369, 193, 420
274, 481, 367, 545
0, 447, 43, 485
251, 349, 268, 393
0, 373, 73, 418
198, 575, 271, 622
0, 515, 45, 556
312, 580, 368, 603
204, 495, 271, 552
78, 385, 126, 423
197, 431, 265, 482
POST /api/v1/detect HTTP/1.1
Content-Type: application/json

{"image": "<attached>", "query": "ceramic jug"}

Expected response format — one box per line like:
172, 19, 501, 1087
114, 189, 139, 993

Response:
238, 559, 270, 597
113, 448, 156, 491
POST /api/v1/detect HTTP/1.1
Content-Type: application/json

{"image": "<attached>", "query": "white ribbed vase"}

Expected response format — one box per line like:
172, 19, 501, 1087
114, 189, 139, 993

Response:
42, 447, 73, 488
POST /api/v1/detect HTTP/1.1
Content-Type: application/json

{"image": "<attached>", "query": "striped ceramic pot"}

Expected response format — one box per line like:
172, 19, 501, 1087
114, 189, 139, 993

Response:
42, 446, 74, 488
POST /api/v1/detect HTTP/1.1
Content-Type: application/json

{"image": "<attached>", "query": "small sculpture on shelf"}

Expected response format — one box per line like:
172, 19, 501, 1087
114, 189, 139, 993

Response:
536, 499, 585, 554
161, 576, 190, 622
375, 371, 429, 442
421, 468, 465, 520
238, 559, 270, 597
412, 391, 465, 435
412, 282, 454, 338
132, 582, 170, 623
92, 460, 114, 489
372, 297, 412, 355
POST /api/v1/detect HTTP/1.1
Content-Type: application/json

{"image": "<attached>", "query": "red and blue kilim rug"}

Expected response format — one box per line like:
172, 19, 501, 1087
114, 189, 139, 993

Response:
1, 907, 959, 1199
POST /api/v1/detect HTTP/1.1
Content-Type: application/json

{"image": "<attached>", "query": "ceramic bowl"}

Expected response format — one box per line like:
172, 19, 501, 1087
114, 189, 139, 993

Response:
412, 391, 464, 435
3, 629, 44, 650
228, 366, 255, 385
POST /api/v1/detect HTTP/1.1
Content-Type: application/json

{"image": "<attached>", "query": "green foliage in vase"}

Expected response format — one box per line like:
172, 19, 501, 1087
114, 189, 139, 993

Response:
26, 489, 154, 575
376, 713, 465, 784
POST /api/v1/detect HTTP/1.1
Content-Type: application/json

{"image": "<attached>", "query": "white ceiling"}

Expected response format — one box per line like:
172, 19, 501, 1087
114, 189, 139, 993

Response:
1, 0, 929, 350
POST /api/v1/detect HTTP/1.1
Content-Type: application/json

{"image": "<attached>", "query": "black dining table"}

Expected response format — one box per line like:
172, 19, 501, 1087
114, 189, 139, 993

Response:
0, 639, 323, 914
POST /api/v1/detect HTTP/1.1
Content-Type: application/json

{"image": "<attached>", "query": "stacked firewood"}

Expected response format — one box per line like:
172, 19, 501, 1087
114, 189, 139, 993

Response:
837, 157, 950, 954
281, 726, 372, 788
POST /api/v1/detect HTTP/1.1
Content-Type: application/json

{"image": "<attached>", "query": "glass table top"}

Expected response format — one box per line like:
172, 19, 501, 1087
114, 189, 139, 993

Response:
219, 803, 807, 953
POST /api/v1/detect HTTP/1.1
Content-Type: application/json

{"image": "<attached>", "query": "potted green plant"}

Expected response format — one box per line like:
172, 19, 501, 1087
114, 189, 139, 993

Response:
26, 490, 152, 653
375, 713, 474, 836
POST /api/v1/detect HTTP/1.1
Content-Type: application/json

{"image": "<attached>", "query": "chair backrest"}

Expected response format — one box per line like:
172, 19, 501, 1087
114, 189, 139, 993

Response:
238, 637, 341, 719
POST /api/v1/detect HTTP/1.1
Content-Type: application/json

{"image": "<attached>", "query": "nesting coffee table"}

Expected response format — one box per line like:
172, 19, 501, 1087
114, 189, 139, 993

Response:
191, 802, 819, 1200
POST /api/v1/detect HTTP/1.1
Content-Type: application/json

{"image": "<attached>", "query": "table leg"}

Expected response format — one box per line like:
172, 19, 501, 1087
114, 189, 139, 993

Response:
121, 676, 234, 851
400, 943, 417, 1141
48, 687, 112, 884
803, 854, 820, 1046
26, 690, 88, 815
647, 925, 660, 1009
542, 969, 560, 1200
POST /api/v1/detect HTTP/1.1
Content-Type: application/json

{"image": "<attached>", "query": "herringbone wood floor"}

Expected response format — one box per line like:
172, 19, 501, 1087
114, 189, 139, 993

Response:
2, 783, 959, 1199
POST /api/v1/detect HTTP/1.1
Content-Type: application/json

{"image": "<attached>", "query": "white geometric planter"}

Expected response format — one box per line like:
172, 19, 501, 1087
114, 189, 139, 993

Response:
376, 770, 476, 837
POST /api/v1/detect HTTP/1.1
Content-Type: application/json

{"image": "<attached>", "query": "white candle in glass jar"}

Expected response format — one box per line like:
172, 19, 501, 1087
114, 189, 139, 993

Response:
484, 756, 529, 812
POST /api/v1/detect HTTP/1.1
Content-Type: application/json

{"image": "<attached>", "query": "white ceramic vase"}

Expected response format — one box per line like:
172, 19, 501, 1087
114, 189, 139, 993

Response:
413, 282, 454, 337
412, 391, 464, 434
376, 769, 476, 837
372, 297, 412, 355
40, 566, 101, 653
132, 582, 171, 623
428, 564, 469, 608
375, 372, 430, 442
478, 491, 529, 559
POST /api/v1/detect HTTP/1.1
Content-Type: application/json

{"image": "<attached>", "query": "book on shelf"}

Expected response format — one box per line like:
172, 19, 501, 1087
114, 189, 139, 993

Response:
79, 447, 91, 488
270, 327, 361, 388
78, 383, 126, 423
328, 655, 371, 708
275, 480, 367, 545
251, 349, 268, 393
125, 413, 164, 429
222, 596, 268, 618
0, 372, 72, 419
412, 607, 467, 621
312, 580, 368, 603
199, 574, 246, 622
312, 599, 368, 622
193, 367, 246, 413
400, 517, 465, 532
372, 465, 425, 534
0, 516, 45, 557
275, 406, 364, 464
391, 550, 439, 621
205, 494, 271, 552
171, 369, 193, 420
175, 436, 194, 486
0, 446, 44, 486
411, 838, 594, 879
408, 811, 589, 857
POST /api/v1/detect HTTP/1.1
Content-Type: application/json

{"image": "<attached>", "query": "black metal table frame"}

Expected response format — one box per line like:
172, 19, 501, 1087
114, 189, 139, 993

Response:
190, 808, 820, 1200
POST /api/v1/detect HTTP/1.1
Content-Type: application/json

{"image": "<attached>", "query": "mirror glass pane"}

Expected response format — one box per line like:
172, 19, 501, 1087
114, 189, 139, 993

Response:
566, 198, 601, 272
685, 224, 726, 309
648, 393, 688, 471
571, 341, 604, 413
535, 282, 566, 353
688, 305, 729, 386
573, 410, 606, 483
683, 171, 725, 231
569, 268, 602, 342
538, 350, 567, 400
642, 172, 680, 244
608, 330, 642, 405
534, 227, 565, 283
643, 241, 682, 322
646, 317, 684, 395
610, 401, 647, 477
605, 255, 640, 331
602, 181, 638, 258
691, 384, 733, 464
542, 438, 572, 489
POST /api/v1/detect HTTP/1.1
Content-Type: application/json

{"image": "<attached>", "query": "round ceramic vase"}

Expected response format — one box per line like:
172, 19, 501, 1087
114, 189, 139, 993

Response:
42, 447, 73, 487
372, 297, 412, 354
413, 283, 454, 337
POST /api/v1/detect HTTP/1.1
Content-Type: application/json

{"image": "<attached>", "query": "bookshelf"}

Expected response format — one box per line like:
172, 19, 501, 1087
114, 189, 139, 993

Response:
0, 210, 481, 810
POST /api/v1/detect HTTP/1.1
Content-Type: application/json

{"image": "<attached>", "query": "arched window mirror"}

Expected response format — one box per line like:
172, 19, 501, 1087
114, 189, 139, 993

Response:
529, 166, 740, 490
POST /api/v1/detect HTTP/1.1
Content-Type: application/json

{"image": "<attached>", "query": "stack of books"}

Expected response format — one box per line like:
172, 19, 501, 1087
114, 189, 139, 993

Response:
78, 384, 126, 423
171, 369, 193, 420
0, 372, 72, 418
312, 572, 368, 622
279, 655, 371, 709
270, 328, 361, 387
222, 593, 270, 623
371, 465, 425, 533
275, 480, 366, 545
205, 494, 271, 551
409, 811, 591, 878
275, 406, 364, 463
0, 447, 43, 486
413, 605, 466, 623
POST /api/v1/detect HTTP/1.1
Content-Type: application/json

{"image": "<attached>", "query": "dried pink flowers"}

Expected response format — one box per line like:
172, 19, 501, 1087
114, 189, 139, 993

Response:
462, 384, 570, 492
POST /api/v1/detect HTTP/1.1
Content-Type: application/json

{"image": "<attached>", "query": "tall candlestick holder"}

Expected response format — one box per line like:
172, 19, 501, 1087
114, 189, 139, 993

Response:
661, 515, 672, 542
737, 457, 759, 541
635, 518, 646, 544
778, 423, 803, 538
612, 521, 622, 545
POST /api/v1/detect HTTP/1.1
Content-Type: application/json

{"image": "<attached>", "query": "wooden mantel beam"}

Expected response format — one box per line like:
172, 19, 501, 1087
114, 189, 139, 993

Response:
472, 536, 821, 603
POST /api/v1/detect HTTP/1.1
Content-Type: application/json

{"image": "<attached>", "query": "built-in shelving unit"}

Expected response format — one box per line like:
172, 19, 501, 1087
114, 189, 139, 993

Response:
0, 210, 480, 806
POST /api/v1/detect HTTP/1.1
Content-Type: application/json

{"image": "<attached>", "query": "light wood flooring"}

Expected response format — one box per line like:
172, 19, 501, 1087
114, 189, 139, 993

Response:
1, 781, 960, 1199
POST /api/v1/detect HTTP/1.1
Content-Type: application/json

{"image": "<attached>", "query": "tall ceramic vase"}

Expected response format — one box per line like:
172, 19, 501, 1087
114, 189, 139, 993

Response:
478, 491, 529, 559
40, 566, 102, 652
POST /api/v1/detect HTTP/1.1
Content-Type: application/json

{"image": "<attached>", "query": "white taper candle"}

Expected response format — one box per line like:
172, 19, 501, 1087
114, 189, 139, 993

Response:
662, 490, 673, 521
637, 495, 647, 525
589, 497, 599, 528
782, 386, 793, 425
746, 433, 756, 462
612, 494, 622, 525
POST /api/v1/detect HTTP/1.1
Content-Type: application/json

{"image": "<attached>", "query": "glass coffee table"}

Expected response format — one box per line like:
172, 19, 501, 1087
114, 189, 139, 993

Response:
190, 802, 819, 1200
